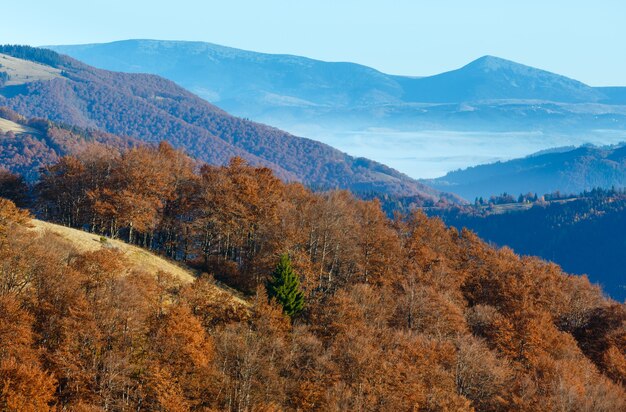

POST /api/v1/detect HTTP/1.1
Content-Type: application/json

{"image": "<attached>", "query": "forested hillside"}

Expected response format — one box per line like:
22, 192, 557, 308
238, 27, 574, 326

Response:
432, 188, 626, 302
1, 142, 624, 410
426, 144, 626, 200
0, 107, 135, 181
0, 45, 443, 199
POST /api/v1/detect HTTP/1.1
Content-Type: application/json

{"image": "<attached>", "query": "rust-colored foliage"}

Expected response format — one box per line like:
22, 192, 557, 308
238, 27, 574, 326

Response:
1, 145, 625, 410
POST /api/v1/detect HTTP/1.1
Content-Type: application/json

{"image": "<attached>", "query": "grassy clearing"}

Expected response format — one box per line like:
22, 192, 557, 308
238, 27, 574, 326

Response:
0, 53, 62, 86
477, 197, 580, 215
0, 117, 40, 135
29, 219, 249, 306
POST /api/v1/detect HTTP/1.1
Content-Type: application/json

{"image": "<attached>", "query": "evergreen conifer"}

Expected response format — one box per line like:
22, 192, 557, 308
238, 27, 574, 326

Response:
266, 253, 305, 318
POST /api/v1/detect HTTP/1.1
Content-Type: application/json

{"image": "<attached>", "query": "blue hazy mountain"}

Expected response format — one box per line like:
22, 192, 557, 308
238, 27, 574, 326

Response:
47, 40, 626, 181
396, 55, 604, 103
48, 39, 626, 113
47, 40, 405, 111
425, 143, 626, 200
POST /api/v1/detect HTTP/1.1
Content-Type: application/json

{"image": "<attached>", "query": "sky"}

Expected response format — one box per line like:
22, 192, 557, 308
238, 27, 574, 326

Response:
1, 0, 625, 86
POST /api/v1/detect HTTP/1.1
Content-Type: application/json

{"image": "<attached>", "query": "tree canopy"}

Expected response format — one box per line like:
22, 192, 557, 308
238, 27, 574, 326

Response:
0, 144, 624, 411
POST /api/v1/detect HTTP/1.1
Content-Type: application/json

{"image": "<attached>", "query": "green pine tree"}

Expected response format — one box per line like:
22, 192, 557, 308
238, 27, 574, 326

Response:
266, 253, 305, 318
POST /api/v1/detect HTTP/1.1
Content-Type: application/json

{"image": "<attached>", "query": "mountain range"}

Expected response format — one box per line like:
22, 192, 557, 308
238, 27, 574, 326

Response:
2, 43, 626, 302
6, 43, 626, 206
0, 45, 443, 199
48, 39, 626, 132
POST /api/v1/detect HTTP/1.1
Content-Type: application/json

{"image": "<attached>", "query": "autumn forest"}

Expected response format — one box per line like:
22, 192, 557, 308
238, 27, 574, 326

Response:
0, 141, 624, 411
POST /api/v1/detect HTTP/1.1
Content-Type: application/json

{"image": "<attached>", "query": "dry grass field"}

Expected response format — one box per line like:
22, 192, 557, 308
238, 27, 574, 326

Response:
29, 219, 249, 307
0, 116, 40, 135
0, 52, 62, 86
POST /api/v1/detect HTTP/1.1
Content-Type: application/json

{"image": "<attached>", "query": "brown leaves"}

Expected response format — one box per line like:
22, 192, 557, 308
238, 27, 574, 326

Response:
0, 198, 30, 241
0, 358, 56, 412
0, 295, 56, 411
5, 142, 626, 410
144, 304, 218, 410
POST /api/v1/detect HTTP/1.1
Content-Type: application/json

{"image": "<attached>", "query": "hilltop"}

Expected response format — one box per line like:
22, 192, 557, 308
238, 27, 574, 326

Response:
396, 55, 605, 103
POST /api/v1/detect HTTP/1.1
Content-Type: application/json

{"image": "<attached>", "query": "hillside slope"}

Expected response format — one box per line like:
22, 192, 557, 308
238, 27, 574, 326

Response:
426, 143, 626, 200
0, 115, 39, 135
0, 45, 442, 198
2, 157, 625, 410
29, 218, 248, 307
0, 53, 62, 86
32, 219, 194, 282
0, 107, 135, 181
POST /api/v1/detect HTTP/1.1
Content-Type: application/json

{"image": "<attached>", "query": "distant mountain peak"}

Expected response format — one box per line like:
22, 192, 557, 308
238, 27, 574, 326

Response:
403, 53, 604, 103
464, 55, 525, 71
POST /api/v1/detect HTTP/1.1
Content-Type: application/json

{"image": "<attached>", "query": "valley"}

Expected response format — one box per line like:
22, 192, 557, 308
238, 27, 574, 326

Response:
298, 127, 626, 179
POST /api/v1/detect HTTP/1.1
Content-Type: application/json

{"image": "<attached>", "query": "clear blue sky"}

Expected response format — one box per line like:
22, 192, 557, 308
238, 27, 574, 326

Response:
1, 0, 624, 86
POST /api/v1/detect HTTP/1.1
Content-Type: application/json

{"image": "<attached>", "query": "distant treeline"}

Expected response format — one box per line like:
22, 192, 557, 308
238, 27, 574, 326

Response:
0, 44, 69, 68
472, 188, 623, 207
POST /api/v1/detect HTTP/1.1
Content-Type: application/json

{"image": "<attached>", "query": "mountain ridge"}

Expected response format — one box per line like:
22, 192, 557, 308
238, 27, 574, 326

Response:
396, 54, 605, 103
425, 143, 626, 200
48, 39, 404, 108
0, 45, 445, 199
48, 40, 626, 106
